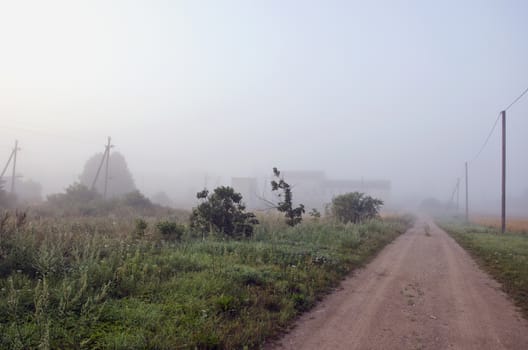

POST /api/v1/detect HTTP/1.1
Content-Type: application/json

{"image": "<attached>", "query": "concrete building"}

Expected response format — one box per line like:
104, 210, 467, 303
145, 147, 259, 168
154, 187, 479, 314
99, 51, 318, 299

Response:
232, 171, 391, 212
280, 171, 391, 211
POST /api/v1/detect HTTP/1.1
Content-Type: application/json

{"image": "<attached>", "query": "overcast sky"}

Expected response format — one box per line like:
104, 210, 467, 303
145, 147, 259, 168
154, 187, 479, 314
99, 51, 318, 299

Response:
1, 0, 527, 210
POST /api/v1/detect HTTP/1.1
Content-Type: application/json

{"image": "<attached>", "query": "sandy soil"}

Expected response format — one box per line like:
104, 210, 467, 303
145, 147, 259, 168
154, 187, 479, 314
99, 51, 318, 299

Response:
270, 217, 528, 350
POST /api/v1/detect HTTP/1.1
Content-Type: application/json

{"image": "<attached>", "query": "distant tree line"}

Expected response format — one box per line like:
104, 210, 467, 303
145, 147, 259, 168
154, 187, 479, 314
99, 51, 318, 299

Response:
1, 154, 385, 239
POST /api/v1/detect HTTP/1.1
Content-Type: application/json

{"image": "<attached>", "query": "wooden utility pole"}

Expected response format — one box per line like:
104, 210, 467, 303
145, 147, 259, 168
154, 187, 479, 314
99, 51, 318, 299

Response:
456, 178, 460, 212
103, 137, 112, 199
501, 111, 506, 233
1, 146, 16, 178
465, 162, 469, 222
10, 140, 19, 194
91, 137, 113, 198
91, 144, 108, 190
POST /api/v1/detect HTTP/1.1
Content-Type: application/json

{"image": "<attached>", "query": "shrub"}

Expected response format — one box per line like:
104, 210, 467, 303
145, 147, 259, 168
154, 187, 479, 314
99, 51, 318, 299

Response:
156, 221, 185, 240
189, 187, 259, 238
331, 192, 383, 224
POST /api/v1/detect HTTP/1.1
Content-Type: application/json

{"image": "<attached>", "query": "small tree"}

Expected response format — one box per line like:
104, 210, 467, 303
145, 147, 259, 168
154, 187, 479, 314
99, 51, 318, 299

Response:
190, 186, 259, 238
270, 167, 305, 226
331, 192, 383, 224
79, 151, 136, 198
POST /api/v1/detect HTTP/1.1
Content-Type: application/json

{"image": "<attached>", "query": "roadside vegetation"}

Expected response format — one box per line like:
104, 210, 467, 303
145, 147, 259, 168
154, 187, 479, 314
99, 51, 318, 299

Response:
439, 219, 528, 319
0, 171, 412, 349
330, 192, 383, 224
0, 211, 411, 349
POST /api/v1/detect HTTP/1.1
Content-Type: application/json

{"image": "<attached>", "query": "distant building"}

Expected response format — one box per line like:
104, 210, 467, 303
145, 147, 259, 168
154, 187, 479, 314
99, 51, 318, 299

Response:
281, 171, 326, 210
280, 171, 391, 211
233, 171, 391, 212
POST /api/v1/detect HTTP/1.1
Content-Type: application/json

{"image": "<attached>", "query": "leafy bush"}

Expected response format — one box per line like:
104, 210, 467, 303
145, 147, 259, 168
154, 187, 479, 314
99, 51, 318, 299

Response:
156, 221, 185, 240
331, 192, 383, 224
271, 167, 305, 226
190, 186, 259, 238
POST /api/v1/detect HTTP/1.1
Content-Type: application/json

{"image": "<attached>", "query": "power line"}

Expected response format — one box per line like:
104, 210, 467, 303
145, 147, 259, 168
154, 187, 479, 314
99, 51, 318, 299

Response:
0, 124, 105, 147
469, 85, 528, 164
504, 86, 528, 111
470, 112, 501, 163
461, 85, 527, 227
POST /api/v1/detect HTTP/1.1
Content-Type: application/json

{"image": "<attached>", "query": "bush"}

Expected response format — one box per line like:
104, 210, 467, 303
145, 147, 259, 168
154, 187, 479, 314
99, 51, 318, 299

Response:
156, 221, 185, 240
190, 187, 259, 238
331, 192, 383, 224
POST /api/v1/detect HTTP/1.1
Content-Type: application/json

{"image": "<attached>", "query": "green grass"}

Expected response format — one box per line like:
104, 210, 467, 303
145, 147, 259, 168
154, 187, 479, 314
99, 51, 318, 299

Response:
439, 220, 528, 319
0, 214, 412, 349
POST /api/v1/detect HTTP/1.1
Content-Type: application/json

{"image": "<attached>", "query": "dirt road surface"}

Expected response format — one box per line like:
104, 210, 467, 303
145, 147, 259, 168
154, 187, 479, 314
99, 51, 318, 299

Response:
271, 218, 528, 350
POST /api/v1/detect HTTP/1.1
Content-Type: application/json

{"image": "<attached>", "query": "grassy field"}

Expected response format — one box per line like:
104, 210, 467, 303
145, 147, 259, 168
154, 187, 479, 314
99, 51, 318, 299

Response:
0, 213, 411, 349
470, 215, 528, 234
439, 220, 528, 319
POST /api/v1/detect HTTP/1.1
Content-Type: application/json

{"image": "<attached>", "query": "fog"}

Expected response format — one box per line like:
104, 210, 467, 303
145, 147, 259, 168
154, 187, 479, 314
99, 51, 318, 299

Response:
1, 1, 527, 213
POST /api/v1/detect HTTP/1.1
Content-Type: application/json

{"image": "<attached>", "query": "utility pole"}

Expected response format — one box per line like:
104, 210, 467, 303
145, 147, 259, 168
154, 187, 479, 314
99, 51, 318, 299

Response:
448, 179, 459, 213
1, 146, 16, 178
103, 137, 112, 199
91, 144, 108, 190
501, 110, 506, 233
10, 140, 20, 194
456, 178, 460, 212
465, 162, 469, 222
91, 137, 113, 199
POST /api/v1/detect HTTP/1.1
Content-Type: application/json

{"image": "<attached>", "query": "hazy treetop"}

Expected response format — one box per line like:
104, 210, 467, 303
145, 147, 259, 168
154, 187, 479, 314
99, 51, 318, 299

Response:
79, 152, 136, 198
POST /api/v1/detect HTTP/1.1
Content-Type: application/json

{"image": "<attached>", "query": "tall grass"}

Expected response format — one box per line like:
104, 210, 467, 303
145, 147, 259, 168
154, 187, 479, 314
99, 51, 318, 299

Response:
0, 213, 412, 349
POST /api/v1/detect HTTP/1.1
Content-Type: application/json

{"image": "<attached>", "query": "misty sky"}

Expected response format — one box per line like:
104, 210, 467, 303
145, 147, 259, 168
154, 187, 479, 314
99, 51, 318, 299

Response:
1, 0, 527, 210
